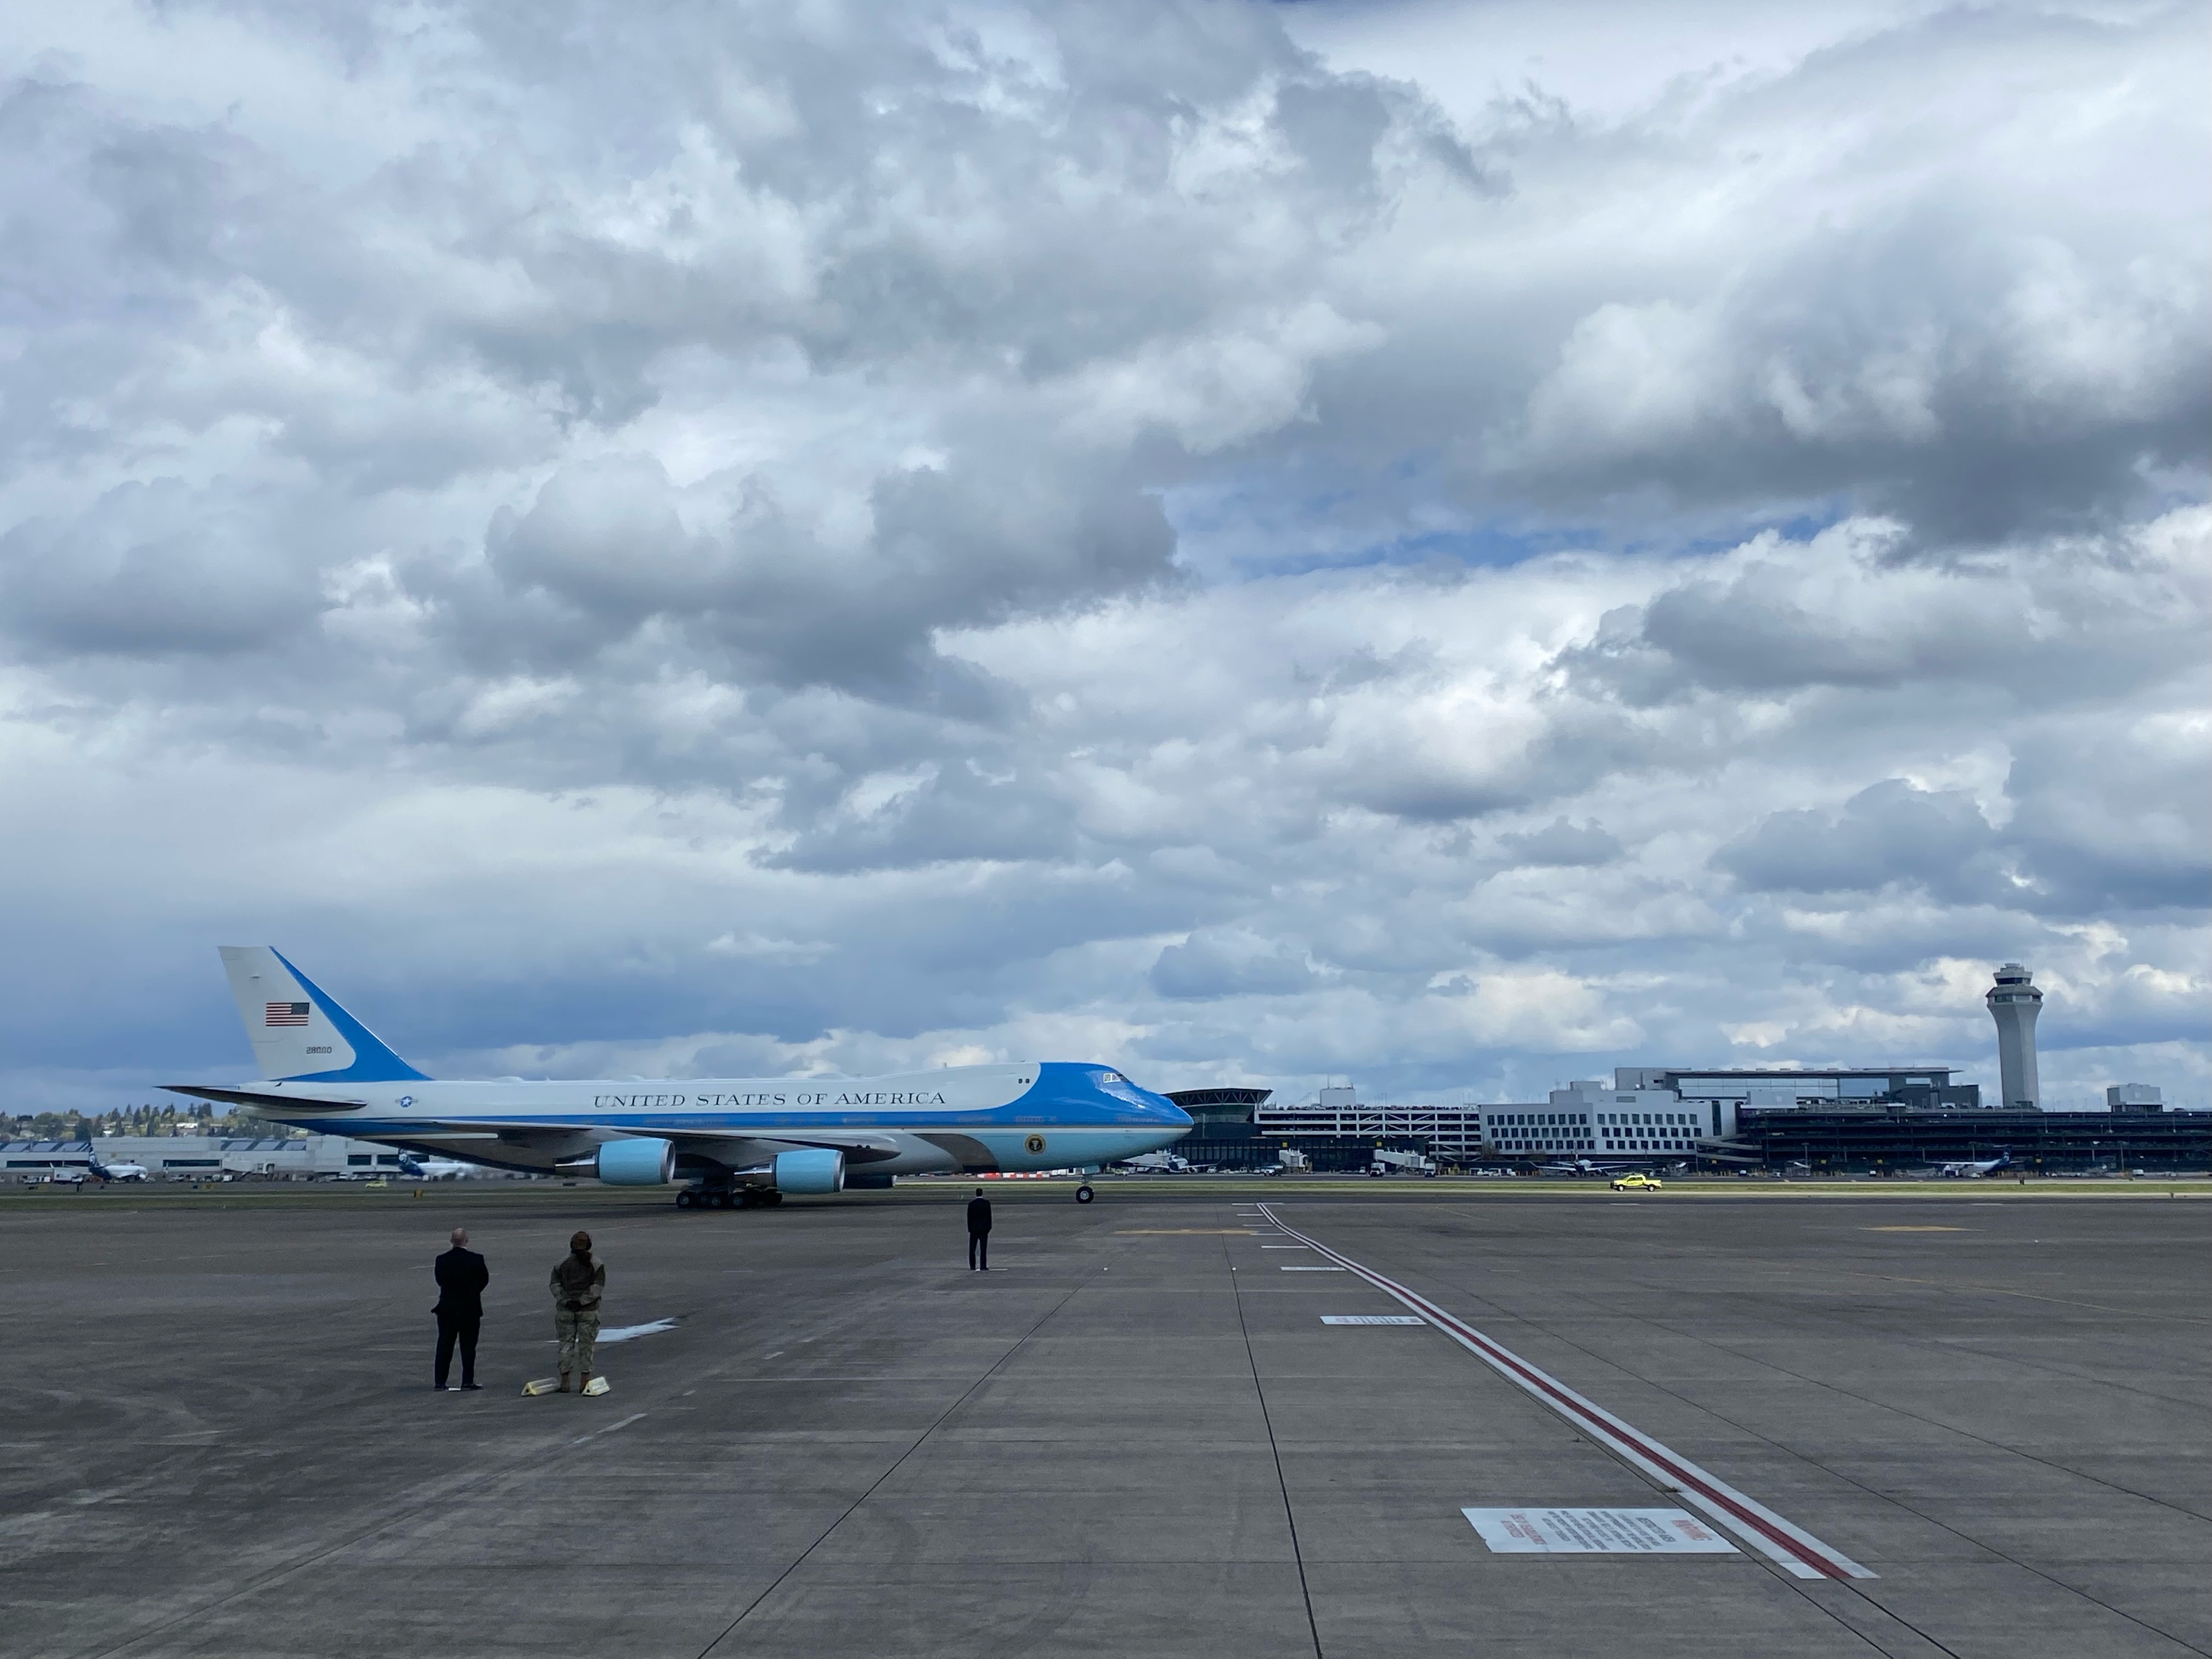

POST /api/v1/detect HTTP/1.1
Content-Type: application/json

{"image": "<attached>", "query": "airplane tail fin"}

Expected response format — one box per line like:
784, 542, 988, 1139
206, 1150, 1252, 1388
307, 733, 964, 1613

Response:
217, 947, 429, 1084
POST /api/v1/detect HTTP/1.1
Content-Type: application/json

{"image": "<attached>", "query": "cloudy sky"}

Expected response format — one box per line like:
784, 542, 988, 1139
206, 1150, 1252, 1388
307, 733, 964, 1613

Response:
2, 0, 2204, 1114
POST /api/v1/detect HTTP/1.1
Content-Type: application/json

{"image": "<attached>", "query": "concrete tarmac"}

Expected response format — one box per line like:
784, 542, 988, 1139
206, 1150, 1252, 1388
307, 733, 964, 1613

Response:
6, 1186, 2209, 1657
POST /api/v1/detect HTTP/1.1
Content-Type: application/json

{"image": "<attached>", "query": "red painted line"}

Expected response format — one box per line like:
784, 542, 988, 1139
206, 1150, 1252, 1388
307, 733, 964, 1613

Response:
1256, 1204, 1875, 1581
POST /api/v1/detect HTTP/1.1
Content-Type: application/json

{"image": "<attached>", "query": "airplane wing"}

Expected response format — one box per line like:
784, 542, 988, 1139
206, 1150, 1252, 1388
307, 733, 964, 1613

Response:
166, 1084, 369, 1113
166, 1092, 908, 1165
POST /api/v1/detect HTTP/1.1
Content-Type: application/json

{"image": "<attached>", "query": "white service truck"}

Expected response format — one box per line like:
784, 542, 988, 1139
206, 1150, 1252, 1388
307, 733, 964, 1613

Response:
1369, 1147, 1437, 1177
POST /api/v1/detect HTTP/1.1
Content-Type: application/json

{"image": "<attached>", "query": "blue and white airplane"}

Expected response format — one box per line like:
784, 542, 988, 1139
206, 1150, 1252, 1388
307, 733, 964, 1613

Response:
167, 947, 1192, 1209
395, 1153, 475, 1181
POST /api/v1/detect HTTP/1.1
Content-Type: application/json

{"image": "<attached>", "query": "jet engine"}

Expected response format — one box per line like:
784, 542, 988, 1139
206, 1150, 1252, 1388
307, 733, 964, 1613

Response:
596, 1137, 675, 1186
772, 1148, 845, 1193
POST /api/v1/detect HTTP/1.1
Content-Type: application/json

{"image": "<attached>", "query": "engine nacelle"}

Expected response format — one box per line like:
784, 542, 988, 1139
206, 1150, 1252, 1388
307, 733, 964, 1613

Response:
597, 1137, 675, 1186
773, 1148, 845, 1193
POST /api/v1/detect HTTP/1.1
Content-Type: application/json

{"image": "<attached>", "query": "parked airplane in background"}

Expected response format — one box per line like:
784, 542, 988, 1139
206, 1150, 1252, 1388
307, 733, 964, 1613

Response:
168, 948, 1192, 1209
396, 1153, 474, 1181
1120, 1150, 1191, 1173
1534, 1156, 1639, 1177
1934, 1153, 2012, 1178
88, 1155, 150, 1183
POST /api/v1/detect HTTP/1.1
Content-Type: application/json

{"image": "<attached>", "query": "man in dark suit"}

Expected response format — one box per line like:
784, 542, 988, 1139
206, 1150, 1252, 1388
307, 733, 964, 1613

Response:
432, 1227, 490, 1391
966, 1188, 992, 1271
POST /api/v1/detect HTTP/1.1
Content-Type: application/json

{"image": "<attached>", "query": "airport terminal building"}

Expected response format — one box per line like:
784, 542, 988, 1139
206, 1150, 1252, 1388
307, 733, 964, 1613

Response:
1178, 966, 2205, 1173
1250, 1080, 1766, 1164
1215, 1068, 2207, 1173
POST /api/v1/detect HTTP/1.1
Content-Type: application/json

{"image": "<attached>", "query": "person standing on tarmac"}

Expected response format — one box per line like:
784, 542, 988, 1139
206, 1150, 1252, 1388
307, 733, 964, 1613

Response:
967, 1188, 992, 1271
432, 1227, 489, 1391
550, 1231, 606, 1392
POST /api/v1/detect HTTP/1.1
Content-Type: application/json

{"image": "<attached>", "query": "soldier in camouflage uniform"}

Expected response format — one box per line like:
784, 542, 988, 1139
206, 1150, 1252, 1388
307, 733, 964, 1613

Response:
550, 1230, 606, 1392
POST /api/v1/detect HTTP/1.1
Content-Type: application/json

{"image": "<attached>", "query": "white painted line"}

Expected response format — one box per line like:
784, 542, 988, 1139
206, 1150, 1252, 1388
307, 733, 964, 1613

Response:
1322, 1315, 1426, 1326
1464, 1508, 1737, 1555
1280, 1266, 1347, 1272
596, 1319, 678, 1344
572, 1412, 647, 1446
1261, 1244, 1311, 1249
1255, 1204, 1874, 1582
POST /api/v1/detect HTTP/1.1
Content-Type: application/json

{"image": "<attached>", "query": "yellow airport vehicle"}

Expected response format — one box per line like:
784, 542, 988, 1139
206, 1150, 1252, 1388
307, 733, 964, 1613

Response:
1610, 1173, 1663, 1191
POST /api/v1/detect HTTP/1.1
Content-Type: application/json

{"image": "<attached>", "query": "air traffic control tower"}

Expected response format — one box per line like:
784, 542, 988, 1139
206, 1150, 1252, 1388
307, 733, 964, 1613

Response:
1987, 962, 2043, 1109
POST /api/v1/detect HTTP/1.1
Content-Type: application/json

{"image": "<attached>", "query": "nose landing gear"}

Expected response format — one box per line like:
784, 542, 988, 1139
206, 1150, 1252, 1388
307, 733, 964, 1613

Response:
1074, 1184, 1095, 1204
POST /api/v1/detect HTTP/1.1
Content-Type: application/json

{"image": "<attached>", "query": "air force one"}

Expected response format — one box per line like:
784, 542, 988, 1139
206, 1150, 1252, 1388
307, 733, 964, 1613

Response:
167, 947, 1193, 1208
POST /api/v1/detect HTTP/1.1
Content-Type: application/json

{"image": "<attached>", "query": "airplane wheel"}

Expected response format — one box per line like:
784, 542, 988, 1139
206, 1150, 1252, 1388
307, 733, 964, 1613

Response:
765, 1191, 785, 1207
1075, 1184, 1095, 1204
675, 1190, 695, 1209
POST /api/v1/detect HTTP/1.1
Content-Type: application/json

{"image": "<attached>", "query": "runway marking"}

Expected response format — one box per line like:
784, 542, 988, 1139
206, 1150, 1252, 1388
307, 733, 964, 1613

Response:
1465, 1506, 1737, 1555
1255, 1203, 1874, 1582
1261, 1244, 1312, 1249
572, 1412, 647, 1445
1115, 1228, 1256, 1235
1322, 1315, 1426, 1326
1280, 1266, 1347, 1272
1863, 1226, 1968, 1233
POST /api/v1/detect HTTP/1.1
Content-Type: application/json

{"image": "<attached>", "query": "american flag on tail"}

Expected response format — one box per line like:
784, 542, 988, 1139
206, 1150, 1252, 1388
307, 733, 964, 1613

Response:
266, 1002, 311, 1027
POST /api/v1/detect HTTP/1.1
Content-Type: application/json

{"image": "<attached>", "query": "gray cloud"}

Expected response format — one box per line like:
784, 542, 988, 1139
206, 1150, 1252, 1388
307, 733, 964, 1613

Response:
1, 479, 325, 656
1499, 818, 1624, 868
1462, 6, 2211, 545
468, 446, 1177, 706
1715, 781, 2009, 902
1152, 932, 1322, 1001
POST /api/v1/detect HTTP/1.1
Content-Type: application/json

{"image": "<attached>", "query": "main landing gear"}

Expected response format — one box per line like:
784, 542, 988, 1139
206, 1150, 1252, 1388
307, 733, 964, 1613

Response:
675, 1186, 783, 1210
1075, 1184, 1095, 1204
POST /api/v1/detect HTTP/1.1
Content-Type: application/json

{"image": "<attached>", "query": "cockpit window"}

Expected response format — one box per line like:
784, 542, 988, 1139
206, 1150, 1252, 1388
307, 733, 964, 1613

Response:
1092, 1069, 1162, 1111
